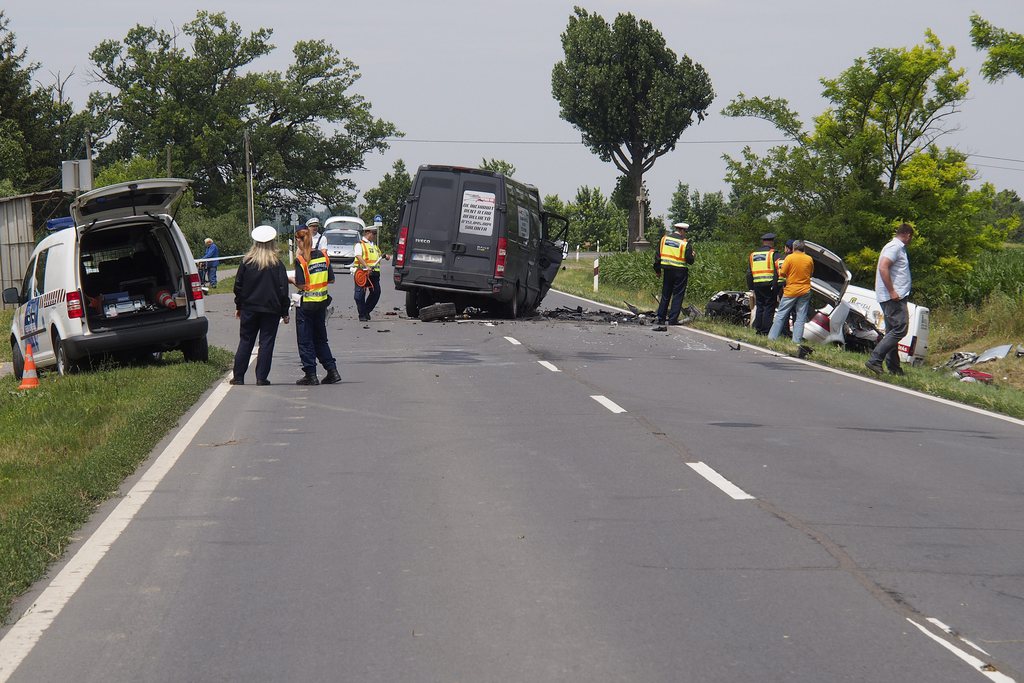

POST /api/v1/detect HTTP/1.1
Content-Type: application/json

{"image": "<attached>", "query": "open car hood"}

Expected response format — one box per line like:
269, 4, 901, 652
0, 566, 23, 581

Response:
71, 178, 191, 226
803, 240, 850, 304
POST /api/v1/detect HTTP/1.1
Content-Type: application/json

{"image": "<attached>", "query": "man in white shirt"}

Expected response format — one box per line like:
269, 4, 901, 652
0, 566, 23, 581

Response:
866, 223, 914, 376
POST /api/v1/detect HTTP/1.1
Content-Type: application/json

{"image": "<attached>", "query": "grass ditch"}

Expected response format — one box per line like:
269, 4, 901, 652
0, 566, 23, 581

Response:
0, 347, 231, 623
552, 259, 1024, 421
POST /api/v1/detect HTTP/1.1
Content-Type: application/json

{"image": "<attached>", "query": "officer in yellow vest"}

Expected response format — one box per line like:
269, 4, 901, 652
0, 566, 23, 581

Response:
292, 224, 341, 386
353, 224, 390, 322
747, 233, 779, 335
653, 222, 695, 329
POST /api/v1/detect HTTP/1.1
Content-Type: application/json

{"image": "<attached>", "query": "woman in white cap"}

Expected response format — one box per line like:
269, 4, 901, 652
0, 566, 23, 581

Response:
230, 225, 290, 385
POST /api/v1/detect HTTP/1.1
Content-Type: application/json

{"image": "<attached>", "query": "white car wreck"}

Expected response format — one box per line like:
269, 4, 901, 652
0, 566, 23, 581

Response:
706, 241, 929, 365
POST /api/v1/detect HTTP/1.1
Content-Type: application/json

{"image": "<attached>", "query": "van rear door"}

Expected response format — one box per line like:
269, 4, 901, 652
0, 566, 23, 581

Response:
407, 169, 502, 289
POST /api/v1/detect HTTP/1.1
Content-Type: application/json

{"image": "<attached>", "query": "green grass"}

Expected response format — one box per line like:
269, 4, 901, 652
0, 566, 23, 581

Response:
0, 347, 231, 622
0, 310, 11, 363
553, 258, 1024, 421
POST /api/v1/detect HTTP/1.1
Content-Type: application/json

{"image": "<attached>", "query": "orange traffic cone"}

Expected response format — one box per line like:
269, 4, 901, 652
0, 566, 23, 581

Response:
156, 289, 177, 309
18, 343, 40, 390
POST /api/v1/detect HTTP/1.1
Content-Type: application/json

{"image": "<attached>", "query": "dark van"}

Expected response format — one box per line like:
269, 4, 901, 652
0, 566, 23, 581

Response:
393, 165, 568, 318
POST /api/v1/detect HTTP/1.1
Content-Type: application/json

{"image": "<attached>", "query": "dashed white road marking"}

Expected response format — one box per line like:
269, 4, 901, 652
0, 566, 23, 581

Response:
686, 462, 755, 500
908, 619, 1014, 682
504, 336, 521, 345
538, 361, 560, 372
591, 395, 626, 413
0, 378, 233, 682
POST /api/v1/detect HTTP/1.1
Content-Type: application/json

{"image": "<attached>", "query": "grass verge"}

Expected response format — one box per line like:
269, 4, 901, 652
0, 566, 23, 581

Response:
0, 310, 11, 363
0, 347, 231, 623
552, 261, 1024, 421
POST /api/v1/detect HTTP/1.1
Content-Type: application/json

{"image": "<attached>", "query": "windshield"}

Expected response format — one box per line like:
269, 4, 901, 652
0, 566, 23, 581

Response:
325, 220, 365, 232
326, 232, 360, 246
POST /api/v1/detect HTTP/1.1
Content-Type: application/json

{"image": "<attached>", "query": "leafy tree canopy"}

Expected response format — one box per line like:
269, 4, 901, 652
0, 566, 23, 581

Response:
360, 158, 412, 247
480, 158, 516, 177
551, 6, 713, 247
87, 11, 399, 218
720, 31, 1001, 302
667, 182, 727, 242
970, 14, 1024, 82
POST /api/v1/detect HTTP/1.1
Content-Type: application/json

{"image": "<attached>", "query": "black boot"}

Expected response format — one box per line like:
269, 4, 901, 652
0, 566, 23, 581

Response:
296, 373, 319, 386
321, 368, 342, 385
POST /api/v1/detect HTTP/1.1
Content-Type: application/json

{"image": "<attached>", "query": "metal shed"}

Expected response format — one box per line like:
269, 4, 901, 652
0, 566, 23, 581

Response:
0, 190, 66, 307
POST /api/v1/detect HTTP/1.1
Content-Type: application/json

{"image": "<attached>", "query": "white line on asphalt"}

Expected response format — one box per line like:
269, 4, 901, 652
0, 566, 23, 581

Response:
591, 395, 626, 413
908, 619, 1014, 682
538, 361, 560, 372
504, 336, 521, 345
926, 617, 991, 656
686, 462, 756, 500
552, 289, 1024, 429
0, 378, 233, 682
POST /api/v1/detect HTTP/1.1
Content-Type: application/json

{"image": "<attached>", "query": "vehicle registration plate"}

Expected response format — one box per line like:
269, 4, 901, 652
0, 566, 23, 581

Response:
412, 253, 443, 264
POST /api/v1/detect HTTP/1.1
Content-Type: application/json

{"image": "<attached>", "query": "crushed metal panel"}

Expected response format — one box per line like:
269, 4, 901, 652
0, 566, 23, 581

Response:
976, 344, 1013, 363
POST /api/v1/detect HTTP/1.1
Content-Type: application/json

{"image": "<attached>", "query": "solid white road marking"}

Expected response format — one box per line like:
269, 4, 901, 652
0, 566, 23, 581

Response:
591, 395, 626, 413
686, 462, 755, 500
504, 336, 521, 345
908, 619, 1014, 682
538, 361, 560, 372
926, 617, 991, 656
0, 379, 233, 682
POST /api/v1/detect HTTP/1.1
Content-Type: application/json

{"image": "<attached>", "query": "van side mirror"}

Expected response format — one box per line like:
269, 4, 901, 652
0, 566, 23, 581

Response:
2, 287, 22, 305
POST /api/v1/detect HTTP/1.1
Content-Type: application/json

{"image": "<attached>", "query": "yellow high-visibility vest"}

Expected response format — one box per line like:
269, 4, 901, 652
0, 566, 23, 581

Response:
298, 251, 330, 304
360, 241, 383, 272
659, 236, 688, 268
749, 248, 777, 284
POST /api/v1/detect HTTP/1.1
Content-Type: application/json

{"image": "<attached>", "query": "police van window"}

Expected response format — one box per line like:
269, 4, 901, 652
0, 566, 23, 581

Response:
20, 258, 35, 300
33, 249, 49, 297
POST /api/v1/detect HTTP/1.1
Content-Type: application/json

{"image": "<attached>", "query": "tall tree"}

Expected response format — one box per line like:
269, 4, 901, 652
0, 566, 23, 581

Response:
667, 182, 726, 241
551, 7, 713, 249
722, 32, 974, 258
0, 12, 67, 193
360, 159, 412, 247
88, 11, 399, 216
970, 14, 1024, 82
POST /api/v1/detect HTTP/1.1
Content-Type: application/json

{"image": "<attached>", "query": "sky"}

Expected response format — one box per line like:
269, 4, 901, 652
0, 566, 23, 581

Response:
4, 0, 1023, 221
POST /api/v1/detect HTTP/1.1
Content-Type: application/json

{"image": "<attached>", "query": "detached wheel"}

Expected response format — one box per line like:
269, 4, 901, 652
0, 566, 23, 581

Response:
11, 339, 24, 381
181, 336, 209, 362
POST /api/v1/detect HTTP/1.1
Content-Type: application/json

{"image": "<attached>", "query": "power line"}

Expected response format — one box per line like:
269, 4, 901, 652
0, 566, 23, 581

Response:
384, 137, 1024, 166
385, 138, 790, 145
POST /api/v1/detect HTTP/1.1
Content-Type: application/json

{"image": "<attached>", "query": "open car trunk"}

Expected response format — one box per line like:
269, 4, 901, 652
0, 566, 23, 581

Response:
80, 218, 192, 332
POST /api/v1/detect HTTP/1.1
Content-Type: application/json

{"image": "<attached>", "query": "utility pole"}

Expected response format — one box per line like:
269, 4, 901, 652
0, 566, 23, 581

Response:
243, 129, 255, 231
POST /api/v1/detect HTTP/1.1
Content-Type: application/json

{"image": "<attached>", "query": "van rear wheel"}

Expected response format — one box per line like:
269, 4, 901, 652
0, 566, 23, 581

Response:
405, 291, 420, 318
503, 282, 524, 319
181, 336, 209, 362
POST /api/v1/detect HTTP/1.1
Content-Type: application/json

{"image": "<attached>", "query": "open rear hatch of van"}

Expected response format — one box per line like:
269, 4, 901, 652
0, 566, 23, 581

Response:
71, 178, 191, 226
405, 168, 502, 289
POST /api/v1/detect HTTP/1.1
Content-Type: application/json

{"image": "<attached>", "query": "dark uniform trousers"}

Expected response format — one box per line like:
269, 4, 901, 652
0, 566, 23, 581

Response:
656, 267, 689, 324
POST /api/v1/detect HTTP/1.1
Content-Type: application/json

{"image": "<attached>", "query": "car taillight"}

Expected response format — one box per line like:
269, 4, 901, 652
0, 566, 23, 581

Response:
810, 311, 830, 331
494, 238, 507, 278
189, 273, 204, 300
66, 290, 84, 319
395, 226, 409, 267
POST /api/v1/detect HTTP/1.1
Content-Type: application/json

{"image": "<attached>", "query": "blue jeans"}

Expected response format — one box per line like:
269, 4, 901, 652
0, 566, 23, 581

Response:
769, 292, 811, 343
295, 307, 336, 374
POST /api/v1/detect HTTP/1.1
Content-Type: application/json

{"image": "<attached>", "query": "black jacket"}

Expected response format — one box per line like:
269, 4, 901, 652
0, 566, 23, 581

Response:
233, 259, 290, 317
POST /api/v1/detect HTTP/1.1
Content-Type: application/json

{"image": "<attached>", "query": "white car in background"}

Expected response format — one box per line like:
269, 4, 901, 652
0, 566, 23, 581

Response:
321, 216, 365, 272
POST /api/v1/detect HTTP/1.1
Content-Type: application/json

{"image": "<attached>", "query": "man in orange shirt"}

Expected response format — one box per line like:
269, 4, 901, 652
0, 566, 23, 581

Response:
768, 240, 814, 343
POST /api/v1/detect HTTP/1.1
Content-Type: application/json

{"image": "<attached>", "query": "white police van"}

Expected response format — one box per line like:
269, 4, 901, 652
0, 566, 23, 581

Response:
3, 178, 209, 379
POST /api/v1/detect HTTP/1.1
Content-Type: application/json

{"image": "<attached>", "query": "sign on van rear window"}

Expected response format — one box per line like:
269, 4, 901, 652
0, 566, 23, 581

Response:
459, 191, 496, 236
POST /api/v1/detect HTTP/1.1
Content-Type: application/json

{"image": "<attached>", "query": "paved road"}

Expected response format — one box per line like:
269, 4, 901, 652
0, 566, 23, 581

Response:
2, 263, 1022, 682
